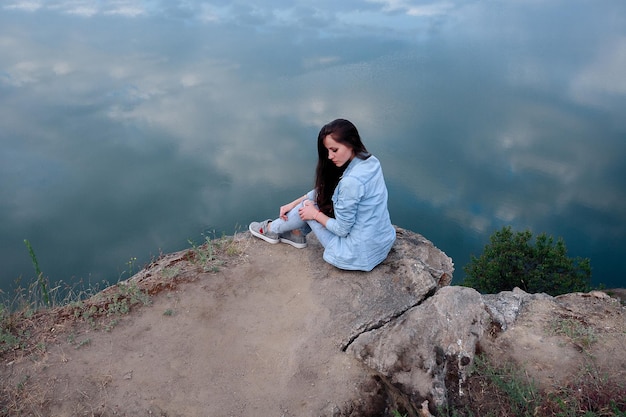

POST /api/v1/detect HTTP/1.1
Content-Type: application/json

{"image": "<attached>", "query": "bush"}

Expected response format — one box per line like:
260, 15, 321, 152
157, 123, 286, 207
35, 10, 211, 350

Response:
463, 226, 592, 295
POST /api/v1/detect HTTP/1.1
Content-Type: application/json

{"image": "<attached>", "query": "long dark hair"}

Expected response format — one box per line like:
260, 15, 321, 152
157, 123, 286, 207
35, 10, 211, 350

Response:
314, 119, 370, 216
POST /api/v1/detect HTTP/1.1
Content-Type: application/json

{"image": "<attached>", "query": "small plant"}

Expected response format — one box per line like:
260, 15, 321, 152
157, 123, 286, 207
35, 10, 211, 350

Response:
0, 290, 39, 355
187, 229, 246, 273
16, 374, 31, 391
104, 319, 119, 332
116, 281, 151, 307
23, 240, 50, 307
188, 234, 222, 272
119, 256, 138, 280
106, 293, 130, 316
459, 354, 626, 416
540, 371, 626, 416
161, 265, 181, 279
64, 280, 151, 331
163, 309, 174, 316
75, 338, 91, 349
549, 316, 597, 351
0, 306, 21, 354
466, 354, 541, 417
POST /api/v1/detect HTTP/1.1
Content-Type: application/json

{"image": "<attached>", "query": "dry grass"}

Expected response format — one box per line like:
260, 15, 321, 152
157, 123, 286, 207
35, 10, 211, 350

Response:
449, 354, 626, 417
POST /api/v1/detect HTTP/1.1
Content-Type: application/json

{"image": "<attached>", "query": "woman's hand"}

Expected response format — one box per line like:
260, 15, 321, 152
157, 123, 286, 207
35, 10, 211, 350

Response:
298, 200, 320, 221
280, 194, 310, 221
279, 203, 294, 220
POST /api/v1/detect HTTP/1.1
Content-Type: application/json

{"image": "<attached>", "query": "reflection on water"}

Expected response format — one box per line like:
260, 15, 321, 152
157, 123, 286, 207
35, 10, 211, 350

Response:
1, 1, 625, 291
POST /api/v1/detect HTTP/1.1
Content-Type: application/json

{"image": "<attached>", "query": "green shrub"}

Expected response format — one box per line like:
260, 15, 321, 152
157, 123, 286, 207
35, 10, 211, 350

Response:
463, 226, 591, 295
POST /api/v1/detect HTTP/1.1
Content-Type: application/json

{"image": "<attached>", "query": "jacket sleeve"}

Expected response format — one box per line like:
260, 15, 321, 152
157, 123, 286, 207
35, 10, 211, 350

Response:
325, 176, 364, 237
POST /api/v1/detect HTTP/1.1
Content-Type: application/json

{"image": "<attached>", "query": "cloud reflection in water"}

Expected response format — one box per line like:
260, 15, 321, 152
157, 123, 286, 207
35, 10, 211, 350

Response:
1, 0, 625, 289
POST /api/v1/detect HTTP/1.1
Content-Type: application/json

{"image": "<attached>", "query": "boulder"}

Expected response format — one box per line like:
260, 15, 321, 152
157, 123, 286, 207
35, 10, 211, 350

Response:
482, 287, 552, 331
346, 286, 490, 411
346, 281, 625, 415
305, 226, 454, 350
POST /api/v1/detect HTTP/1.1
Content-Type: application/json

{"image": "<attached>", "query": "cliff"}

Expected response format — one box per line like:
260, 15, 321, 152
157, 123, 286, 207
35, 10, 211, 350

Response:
1, 227, 624, 416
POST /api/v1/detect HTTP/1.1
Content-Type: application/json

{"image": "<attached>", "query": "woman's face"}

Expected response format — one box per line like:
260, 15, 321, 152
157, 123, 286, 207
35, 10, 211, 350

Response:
323, 135, 354, 168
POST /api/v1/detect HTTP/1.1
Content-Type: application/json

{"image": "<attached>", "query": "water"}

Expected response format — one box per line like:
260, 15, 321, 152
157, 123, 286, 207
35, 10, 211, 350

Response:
1, 1, 625, 293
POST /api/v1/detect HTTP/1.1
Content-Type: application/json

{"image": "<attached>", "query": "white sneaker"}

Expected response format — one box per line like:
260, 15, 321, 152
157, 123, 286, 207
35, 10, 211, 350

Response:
279, 231, 307, 249
249, 219, 279, 244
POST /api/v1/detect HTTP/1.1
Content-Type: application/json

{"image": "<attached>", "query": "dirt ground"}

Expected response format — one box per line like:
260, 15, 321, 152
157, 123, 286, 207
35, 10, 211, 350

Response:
2, 235, 374, 416
480, 289, 626, 391
1, 234, 625, 416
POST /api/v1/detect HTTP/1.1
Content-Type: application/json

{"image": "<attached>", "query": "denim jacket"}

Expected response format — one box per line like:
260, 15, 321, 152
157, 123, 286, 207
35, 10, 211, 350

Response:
315, 155, 396, 271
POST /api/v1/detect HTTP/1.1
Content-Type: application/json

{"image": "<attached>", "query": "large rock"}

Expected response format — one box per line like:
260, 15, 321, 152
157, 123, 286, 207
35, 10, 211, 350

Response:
306, 226, 454, 350
345, 282, 625, 415
346, 286, 490, 411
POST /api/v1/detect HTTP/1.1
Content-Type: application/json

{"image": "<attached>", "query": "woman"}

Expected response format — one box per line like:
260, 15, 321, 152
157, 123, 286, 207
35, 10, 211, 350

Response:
249, 118, 395, 271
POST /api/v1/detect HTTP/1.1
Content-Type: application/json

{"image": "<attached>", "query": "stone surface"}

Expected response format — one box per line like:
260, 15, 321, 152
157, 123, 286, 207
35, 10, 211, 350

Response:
306, 226, 454, 350
482, 287, 552, 331
346, 286, 490, 410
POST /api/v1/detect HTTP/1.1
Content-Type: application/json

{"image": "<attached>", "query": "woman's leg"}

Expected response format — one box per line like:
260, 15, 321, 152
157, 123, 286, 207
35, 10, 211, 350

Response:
307, 219, 336, 248
268, 202, 309, 235
268, 199, 338, 248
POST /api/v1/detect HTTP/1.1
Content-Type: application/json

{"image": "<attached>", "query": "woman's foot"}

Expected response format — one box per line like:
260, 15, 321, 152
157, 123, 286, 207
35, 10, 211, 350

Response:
249, 220, 279, 244
279, 230, 307, 249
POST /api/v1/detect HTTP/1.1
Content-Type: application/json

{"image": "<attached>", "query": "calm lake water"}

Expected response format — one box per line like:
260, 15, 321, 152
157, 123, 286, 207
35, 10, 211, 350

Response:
1, 1, 625, 293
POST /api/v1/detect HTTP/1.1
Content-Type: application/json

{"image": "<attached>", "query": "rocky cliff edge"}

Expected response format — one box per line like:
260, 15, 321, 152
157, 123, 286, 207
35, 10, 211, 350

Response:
1, 226, 624, 416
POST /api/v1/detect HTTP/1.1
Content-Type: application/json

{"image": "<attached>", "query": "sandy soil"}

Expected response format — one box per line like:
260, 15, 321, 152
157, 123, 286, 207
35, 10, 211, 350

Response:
2, 235, 372, 416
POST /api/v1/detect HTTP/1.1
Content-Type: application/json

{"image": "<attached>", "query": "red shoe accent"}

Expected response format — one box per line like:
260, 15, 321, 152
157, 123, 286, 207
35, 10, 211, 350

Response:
259, 228, 264, 234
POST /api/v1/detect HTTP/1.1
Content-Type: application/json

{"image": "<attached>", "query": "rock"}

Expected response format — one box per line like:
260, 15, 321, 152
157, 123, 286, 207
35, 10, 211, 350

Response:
306, 226, 454, 350
344, 280, 626, 415
482, 287, 552, 331
346, 286, 490, 411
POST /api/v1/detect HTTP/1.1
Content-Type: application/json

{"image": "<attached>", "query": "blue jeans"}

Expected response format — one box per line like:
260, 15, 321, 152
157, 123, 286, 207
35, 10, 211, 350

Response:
268, 200, 335, 248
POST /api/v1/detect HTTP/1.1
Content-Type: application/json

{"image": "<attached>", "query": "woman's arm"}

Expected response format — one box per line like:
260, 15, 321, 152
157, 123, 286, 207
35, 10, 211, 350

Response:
279, 193, 310, 220
298, 200, 329, 227
324, 177, 363, 237
298, 177, 362, 234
